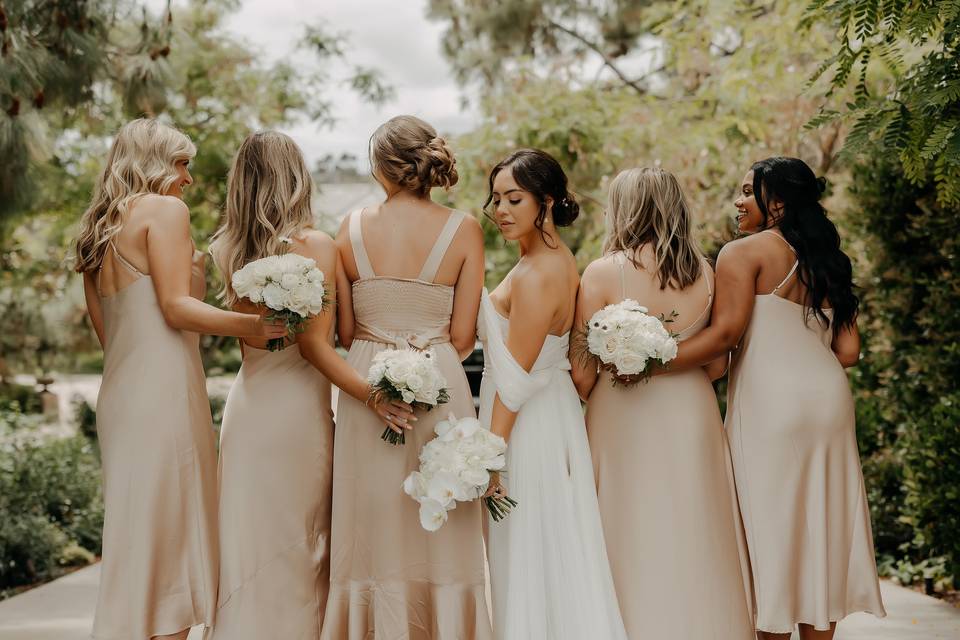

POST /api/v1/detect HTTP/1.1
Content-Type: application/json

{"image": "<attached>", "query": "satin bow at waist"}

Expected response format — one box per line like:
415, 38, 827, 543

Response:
353, 321, 450, 350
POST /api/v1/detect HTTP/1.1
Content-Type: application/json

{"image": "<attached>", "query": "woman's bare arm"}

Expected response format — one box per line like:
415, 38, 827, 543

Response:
659, 241, 759, 374
334, 217, 357, 349
145, 196, 281, 338
831, 321, 861, 368
489, 266, 557, 443
449, 216, 485, 360
570, 260, 607, 401
297, 231, 413, 429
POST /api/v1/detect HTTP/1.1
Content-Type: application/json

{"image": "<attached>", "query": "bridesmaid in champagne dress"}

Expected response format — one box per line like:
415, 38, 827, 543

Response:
322, 116, 491, 639
74, 119, 285, 640
572, 168, 754, 640
208, 132, 403, 639
665, 157, 885, 640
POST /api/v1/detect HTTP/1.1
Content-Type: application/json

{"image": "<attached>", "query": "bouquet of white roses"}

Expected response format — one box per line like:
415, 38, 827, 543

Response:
585, 299, 679, 387
231, 247, 327, 351
367, 348, 450, 445
403, 413, 517, 531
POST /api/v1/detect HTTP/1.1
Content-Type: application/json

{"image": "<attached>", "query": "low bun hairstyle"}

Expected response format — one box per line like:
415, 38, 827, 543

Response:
483, 148, 579, 242
369, 115, 458, 196
751, 156, 858, 334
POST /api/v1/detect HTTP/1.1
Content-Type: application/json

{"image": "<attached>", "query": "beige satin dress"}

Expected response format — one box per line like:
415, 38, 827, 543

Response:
585, 253, 754, 640
321, 210, 492, 640
727, 231, 886, 632
212, 337, 334, 639
93, 243, 218, 639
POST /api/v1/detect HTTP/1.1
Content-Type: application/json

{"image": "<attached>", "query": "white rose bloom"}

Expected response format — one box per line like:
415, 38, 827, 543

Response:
280, 273, 301, 290
262, 283, 288, 310
231, 267, 256, 297
406, 374, 424, 392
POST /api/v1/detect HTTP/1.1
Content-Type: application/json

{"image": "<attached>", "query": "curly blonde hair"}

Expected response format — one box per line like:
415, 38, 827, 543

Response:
209, 131, 315, 306
369, 115, 458, 196
74, 118, 196, 273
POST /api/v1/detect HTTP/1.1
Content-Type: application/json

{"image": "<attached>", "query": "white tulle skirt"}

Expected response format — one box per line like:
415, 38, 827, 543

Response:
478, 290, 627, 640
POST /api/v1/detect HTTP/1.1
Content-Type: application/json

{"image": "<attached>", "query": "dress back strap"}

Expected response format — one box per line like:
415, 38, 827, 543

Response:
759, 230, 800, 295
417, 211, 465, 283
760, 229, 796, 254
772, 260, 800, 295
348, 209, 376, 279
614, 251, 628, 299
108, 240, 146, 277
700, 256, 713, 298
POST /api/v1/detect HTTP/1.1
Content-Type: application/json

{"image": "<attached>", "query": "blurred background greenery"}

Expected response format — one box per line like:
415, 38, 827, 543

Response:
1, 0, 957, 601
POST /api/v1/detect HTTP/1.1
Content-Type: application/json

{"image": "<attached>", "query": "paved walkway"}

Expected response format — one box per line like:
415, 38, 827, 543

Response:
0, 563, 957, 639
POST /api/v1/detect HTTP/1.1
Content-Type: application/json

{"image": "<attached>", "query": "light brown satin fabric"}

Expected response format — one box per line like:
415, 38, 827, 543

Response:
726, 291, 886, 632
585, 258, 755, 640
320, 210, 492, 640
212, 342, 334, 639
92, 248, 218, 640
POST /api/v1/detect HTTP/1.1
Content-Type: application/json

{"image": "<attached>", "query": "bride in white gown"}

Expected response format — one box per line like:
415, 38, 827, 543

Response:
477, 149, 627, 640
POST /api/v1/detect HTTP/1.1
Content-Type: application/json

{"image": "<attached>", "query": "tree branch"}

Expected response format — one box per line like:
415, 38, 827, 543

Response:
546, 19, 646, 95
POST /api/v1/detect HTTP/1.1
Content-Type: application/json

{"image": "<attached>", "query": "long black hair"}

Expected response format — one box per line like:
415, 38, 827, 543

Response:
483, 149, 580, 246
751, 156, 858, 334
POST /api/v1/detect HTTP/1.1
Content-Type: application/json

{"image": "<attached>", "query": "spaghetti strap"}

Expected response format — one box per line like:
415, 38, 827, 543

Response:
760, 230, 799, 295
760, 229, 796, 254
772, 260, 800, 295
417, 211, 465, 283
109, 241, 146, 277
614, 252, 628, 299
348, 209, 375, 279
701, 256, 713, 298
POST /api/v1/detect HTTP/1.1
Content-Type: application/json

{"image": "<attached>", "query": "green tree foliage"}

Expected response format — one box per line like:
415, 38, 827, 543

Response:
440, 0, 852, 284
0, 0, 195, 222
805, 0, 960, 207
427, 0, 655, 93
848, 151, 960, 579
0, 0, 390, 375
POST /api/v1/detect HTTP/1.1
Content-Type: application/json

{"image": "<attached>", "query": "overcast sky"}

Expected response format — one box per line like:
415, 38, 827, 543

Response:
150, 0, 476, 169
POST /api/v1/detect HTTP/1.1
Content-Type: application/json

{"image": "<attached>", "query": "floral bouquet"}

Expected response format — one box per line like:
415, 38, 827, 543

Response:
583, 299, 679, 387
403, 413, 517, 531
367, 348, 450, 445
231, 247, 327, 351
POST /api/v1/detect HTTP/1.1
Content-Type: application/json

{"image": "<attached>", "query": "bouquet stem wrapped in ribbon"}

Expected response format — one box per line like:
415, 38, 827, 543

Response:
366, 348, 450, 445
231, 243, 327, 351
403, 413, 517, 530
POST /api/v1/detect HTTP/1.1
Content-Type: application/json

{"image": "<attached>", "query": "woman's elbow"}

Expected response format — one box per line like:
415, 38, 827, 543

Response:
714, 326, 741, 353
451, 334, 476, 360
836, 348, 860, 369
570, 370, 594, 402
159, 298, 187, 330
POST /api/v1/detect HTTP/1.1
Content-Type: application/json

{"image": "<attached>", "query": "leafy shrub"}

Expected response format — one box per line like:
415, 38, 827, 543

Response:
0, 409, 103, 595
848, 151, 960, 579
0, 383, 42, 414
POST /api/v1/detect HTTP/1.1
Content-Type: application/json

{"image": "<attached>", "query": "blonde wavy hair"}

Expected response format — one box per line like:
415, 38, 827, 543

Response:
74, 118, 196, 273
209, 131, 314, 306
603, 167, 703, 290
369, 115, 458, 196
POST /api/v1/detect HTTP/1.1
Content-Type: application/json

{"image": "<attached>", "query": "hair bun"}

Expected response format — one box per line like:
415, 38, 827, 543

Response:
553, 193, 580, 227
423, 136, 459, 191
369, 115, 458, 196
816, 176, 828, 196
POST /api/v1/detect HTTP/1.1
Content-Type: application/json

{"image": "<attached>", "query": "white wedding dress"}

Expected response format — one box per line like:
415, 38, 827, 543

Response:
478, 289, 628, 640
